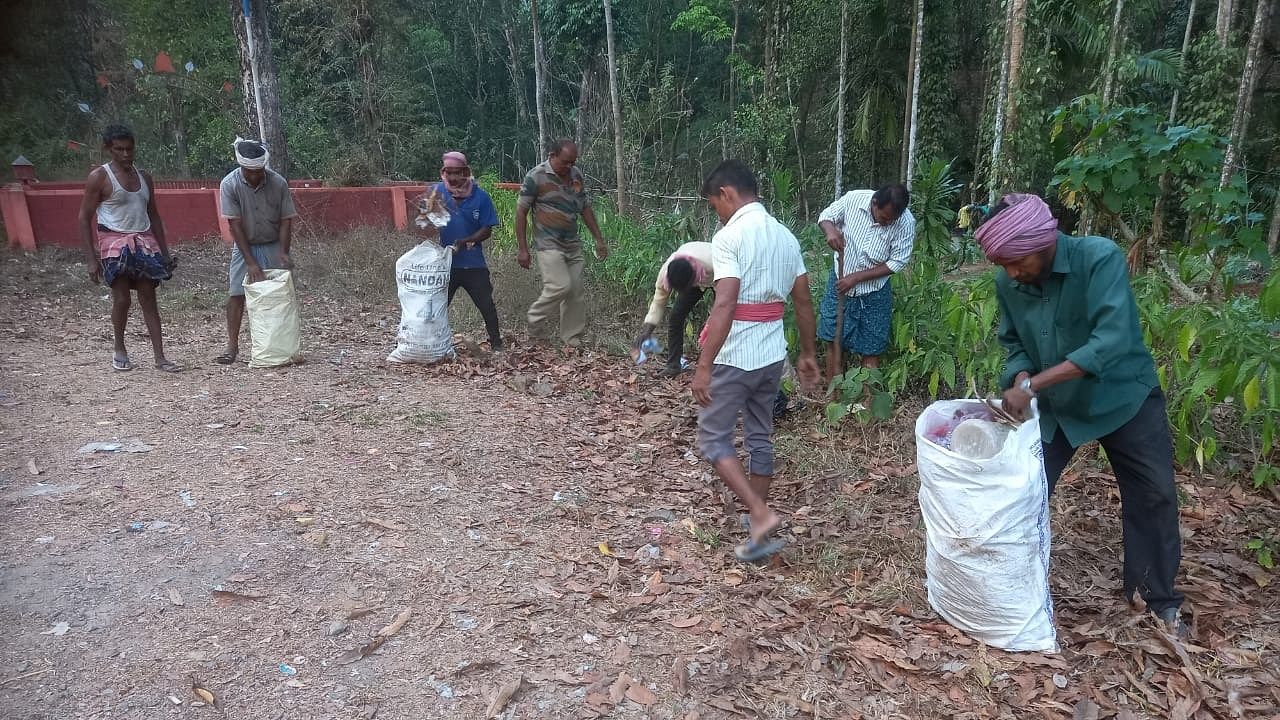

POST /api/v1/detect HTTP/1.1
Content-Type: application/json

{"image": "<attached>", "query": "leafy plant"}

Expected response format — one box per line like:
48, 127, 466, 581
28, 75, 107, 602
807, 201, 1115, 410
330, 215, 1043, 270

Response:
824, 368, 894, 427
1246, 535, 1276, 570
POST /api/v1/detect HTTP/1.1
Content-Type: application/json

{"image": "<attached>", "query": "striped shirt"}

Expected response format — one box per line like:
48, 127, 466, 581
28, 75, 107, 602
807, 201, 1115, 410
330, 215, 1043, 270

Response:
818, 189, 915, 296
517, 160, 592, 252
644, 241, 715, 326
710, 202, 807, 371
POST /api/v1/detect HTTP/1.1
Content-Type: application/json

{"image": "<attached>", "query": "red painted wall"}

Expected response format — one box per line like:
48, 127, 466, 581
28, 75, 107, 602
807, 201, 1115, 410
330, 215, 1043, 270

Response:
2, 180, 466, 251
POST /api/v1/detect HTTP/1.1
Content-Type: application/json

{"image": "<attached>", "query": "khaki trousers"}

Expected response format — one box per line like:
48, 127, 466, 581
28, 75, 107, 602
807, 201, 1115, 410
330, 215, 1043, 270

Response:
527, 247, 586, 345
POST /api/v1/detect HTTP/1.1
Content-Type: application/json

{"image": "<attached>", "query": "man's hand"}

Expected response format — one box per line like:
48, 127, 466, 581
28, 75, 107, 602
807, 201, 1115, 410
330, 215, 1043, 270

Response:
836, 273, 860, 294
691, 366, 713, 407
279, 253, 292, 270
633, 323, 656, 349
1001, 372, 1033, 421
594, 239, 609, 261
796, 353, 821, 393
247, 263, 268, 284
88, 261, 101, 284
517, 248, 532, 269
825, 231, 844, 252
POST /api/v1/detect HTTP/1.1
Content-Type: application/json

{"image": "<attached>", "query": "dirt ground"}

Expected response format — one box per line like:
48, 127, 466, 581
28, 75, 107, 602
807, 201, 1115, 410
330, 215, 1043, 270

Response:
1, 238, 1277, 720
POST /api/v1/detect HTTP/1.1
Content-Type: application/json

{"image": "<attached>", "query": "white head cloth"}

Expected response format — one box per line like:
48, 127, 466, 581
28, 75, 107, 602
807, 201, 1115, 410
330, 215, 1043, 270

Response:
233, 136, 269, 170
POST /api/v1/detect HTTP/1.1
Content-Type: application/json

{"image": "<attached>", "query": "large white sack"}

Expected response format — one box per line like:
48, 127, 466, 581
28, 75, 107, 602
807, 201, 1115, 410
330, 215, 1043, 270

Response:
387, 239, 455, 364
915, 399, 1058, 652
244, 269, 303, 368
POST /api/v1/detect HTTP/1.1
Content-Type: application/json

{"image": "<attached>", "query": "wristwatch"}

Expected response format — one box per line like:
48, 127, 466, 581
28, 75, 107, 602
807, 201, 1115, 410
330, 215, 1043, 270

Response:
1018, 376, 1037, 397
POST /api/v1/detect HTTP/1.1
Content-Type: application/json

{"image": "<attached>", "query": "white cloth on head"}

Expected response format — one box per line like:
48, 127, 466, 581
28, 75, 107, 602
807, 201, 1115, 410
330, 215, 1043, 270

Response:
234, 135, 270, 169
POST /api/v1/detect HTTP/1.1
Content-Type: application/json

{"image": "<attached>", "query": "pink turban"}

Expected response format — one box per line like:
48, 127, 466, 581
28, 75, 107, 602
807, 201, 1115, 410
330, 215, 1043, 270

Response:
975, 194, 1059, 262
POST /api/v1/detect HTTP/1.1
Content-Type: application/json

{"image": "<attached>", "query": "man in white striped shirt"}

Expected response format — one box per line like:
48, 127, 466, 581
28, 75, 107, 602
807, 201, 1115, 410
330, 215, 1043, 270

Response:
694, 160, 820, 563
817, 185, 915, 369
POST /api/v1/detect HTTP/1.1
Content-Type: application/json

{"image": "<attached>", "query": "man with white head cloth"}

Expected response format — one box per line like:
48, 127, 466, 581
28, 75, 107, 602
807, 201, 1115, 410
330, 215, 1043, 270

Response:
216, 137, 299, 364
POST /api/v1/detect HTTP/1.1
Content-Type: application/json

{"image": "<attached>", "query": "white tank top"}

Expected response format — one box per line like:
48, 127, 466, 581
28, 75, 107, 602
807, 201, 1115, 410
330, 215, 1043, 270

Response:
96, 163, 152, 232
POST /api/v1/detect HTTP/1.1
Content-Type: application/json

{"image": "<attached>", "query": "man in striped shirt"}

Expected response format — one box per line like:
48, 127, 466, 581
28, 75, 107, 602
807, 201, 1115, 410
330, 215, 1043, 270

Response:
694, 160, 820, 563
817, 185, 915, 369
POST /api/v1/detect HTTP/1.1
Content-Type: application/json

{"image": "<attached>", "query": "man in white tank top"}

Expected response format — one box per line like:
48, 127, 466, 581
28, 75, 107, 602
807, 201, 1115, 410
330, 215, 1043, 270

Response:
77, 124, 181, 373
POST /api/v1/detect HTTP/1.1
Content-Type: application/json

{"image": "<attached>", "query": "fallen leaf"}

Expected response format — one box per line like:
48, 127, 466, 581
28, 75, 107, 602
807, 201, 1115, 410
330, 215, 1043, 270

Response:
625, 682, 658, 706
485, 674, 523, 717
363, 517, 407, 532
40, 622, 70, 636
672, 657, 689, 696
336, 607, 413, 665
192, 686, 215, 705
598, 542, 615, 556
225, 572, 257, 583
376, 607, 412, 637
346, 605, 382, 620
1073, 699, 1100, 720
609, 673, 631, 703
669, 615, 703, 628
26, 459, 40, 476
212, 588, 265, 604
168, 587, 184, 606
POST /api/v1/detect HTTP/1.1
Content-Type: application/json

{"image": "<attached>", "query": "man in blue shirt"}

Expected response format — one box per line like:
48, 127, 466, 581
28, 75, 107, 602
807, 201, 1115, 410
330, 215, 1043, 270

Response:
433, 151, 503, 351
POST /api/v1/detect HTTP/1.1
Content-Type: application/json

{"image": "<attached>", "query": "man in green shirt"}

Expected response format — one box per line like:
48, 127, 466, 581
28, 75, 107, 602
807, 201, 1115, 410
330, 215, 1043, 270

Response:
973, 193, 1186, 639
515, 139, 608, 347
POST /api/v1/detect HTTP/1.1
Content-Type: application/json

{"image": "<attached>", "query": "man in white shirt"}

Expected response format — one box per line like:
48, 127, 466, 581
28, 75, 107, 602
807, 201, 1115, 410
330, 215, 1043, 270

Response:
633, 241, 713, 377
693, 160, 820, 563
817, 184, 914, 369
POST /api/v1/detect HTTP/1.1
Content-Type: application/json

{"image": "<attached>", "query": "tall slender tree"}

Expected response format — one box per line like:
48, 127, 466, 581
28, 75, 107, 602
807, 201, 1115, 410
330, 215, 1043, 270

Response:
531, 0, 550, 156
834, 0, 849, 199
1216, 0, 1236, 43
602, 0, 627, 214
1220, 0, 1274, 187
230, 0, 289, 174
1101, 0, 1127, 105
902, 0, 925, 188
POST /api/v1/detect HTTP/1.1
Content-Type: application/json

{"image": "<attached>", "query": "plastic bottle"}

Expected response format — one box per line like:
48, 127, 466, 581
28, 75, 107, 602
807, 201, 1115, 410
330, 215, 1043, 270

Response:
950, 419, 1011, 460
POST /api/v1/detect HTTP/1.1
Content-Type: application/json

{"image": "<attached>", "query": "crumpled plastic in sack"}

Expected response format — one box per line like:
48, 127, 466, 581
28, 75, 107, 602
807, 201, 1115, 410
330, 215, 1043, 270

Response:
387, 239, 456, 364
915, 398, 1058, 652
243, 269, 304, 368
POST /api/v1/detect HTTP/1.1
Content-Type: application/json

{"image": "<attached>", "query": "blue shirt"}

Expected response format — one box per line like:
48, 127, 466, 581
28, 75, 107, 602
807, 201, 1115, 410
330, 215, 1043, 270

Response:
434, 182, 499, 269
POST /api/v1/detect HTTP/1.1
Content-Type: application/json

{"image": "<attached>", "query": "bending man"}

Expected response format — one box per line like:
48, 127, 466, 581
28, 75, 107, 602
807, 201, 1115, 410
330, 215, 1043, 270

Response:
216, 138, 298, 365
974, 193, 1186, 639
635, 241, 714, 377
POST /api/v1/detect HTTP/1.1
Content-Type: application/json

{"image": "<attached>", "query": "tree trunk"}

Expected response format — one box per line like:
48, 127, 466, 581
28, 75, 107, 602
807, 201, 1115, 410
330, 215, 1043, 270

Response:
1004, 0, 1028, 130
1220, 0, 1273, 188
353, 0, 383, 172
1149, 0, 1198, 268
168, 85, 190, 177
902, 0, 924, 188
723, 1, 741, 158
990, 0, 1021, 202
232, 0, 289, 175
575, 63, 592, 149
1168, 0, 1197, 122
531, 0, 550, 156
229, 0, 260, 137
503, 22, 530, 125
834, 0, 848, 199
1268, 184, 1280, 254
602, 0, 627, 215
1216, 0, 1235, 43
1101, 0, 1127, 104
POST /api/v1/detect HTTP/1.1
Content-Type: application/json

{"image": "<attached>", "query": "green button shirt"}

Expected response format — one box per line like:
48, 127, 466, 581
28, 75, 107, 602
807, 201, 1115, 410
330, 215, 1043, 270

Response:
996, 233, 1159, 446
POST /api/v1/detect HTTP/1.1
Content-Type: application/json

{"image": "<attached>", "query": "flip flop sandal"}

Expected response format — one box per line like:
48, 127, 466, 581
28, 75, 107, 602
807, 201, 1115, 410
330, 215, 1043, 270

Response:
734, 535, 786, 563
112, 356, 133, 372
214, 350, 238, 365
154, 360, 183, 373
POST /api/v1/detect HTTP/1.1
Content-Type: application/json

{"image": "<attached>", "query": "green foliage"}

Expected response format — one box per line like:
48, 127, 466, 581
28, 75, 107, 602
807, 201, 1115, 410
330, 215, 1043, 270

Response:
824, 368, 894, 427
671, 0, 732, 43
1246, 535, 1276, 570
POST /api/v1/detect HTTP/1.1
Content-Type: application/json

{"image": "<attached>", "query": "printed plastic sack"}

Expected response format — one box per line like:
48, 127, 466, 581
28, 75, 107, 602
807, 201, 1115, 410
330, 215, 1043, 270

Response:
387, 239, 455, 364
915, 399, 1058, 652
243, 269, 303, 368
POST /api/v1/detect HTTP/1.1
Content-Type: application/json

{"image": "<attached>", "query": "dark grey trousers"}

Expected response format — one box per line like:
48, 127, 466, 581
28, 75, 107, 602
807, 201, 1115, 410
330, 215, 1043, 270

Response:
1042, 388, 1184, 613
697, 360, 786, 476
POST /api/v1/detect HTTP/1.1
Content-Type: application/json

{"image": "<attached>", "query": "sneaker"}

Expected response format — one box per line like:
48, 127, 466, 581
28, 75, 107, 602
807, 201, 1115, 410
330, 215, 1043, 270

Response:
1156, 607, 1190, 641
